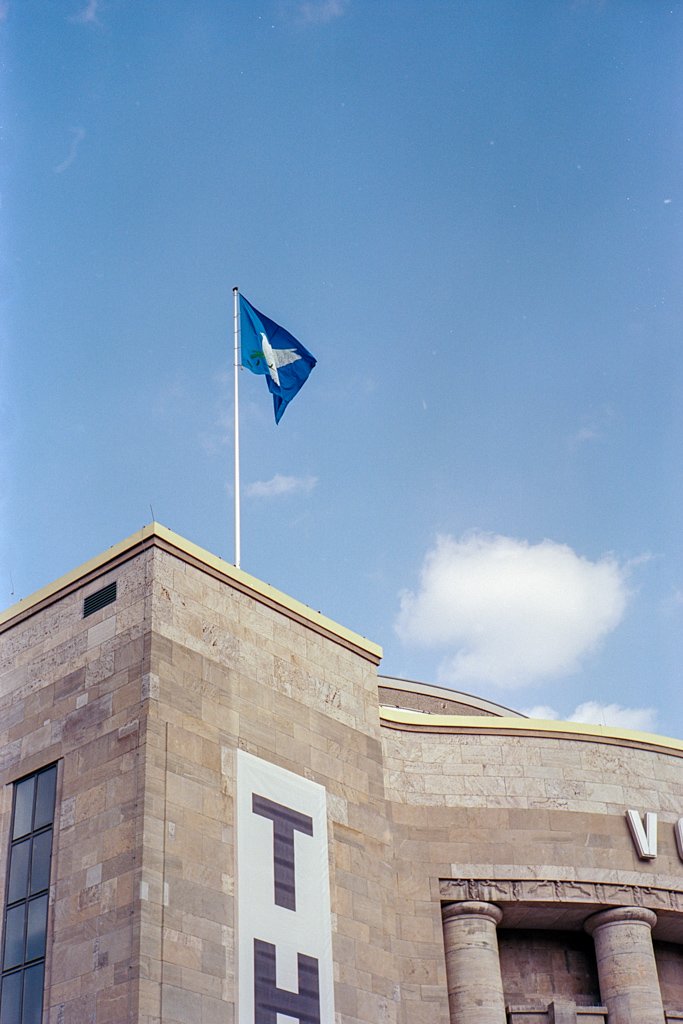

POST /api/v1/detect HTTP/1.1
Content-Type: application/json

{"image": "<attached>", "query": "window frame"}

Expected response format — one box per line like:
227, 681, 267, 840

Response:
0, 763, 58, 1024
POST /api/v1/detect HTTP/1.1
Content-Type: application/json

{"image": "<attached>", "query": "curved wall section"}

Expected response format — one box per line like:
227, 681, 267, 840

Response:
380, 699, 683, 1022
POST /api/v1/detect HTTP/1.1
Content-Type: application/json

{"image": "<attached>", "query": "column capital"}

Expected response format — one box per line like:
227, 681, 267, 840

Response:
584, 905, 657, 936
442, 900, 503, 927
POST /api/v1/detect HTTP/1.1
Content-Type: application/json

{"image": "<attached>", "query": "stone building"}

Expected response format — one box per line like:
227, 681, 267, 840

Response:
1, 523, 682, 1024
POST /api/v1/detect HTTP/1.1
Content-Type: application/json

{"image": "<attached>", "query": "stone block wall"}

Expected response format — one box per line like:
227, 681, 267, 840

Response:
1, 535, 401, 1024
2, 527, 683, 1024
657, 941, 683, 1006
135, 545, 398, 1024
0, 551, 152, 1023
382, 726, 683, 883
498, 930, 600, 1005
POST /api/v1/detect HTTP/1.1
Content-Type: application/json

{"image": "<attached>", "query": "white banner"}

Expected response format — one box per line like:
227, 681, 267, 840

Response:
236, 750, 335, 1024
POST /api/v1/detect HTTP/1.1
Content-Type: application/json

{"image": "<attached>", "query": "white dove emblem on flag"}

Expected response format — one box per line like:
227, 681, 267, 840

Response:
260, 333, 303, 387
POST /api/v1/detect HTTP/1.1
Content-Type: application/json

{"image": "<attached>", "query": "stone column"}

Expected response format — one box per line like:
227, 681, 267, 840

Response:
441, 901, 507, 1024
584, 906, 665, 1024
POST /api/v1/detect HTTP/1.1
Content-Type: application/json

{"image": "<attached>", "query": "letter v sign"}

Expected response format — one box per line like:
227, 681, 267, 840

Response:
626, 809, 658, 859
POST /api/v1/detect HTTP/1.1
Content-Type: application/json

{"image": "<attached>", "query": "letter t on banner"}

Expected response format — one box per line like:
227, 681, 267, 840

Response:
251, 795, 314, 911
236, 751, 335, 1024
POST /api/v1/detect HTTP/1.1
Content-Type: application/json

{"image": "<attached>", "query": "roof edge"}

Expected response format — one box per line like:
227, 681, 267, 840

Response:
379, 707, 683, 755
378, 674, 526, 717
0, 523, 383, 663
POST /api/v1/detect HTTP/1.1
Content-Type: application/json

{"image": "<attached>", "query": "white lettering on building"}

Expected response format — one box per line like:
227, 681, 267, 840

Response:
675, 818, 683, 862
236, 750, 335, 1024
625, 810, 683, 863
625, 809, 658, 859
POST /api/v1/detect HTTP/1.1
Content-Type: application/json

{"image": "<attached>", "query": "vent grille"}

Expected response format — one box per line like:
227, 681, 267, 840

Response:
83, 581, 117, 617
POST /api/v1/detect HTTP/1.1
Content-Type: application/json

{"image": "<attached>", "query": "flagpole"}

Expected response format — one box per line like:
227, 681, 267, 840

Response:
233, 286, 241, 569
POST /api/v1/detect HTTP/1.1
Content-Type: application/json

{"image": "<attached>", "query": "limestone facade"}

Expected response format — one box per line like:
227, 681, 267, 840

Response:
0, 525, 682, 1023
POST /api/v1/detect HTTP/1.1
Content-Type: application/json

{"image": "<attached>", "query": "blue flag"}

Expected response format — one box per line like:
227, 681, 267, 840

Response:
239, 294, 316, 424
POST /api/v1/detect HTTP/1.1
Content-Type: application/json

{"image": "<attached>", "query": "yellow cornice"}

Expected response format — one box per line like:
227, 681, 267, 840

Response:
0, 523, 383, 663
379, 706, 683, 755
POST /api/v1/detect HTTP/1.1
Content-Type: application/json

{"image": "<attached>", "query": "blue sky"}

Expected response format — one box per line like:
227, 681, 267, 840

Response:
2, 1, 681, 734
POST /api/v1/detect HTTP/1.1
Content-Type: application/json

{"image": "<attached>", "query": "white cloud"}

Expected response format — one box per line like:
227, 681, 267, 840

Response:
523, 704, 560, 720
71, 0, 99, 23
661, 586, 683, 617
295, 0, 348, 24
569, 405, 615, 450
524, 701, 657, 733
54, 127, 86, 173
396, 532, 630, 688
246, 474, 317, 498
570, 426, 599, 446
282, 0, 348, 24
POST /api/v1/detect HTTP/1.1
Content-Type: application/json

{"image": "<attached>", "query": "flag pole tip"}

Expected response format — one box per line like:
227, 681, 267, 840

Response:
233, 286, 239, 292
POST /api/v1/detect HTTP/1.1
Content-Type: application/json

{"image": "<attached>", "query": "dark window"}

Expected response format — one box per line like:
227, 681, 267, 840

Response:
1, 765, 57, 1024
83, 580, 117, 617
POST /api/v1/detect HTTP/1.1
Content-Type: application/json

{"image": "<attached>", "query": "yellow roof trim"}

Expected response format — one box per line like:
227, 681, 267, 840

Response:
379, 706, 683, 754
0, 523, 383, 662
